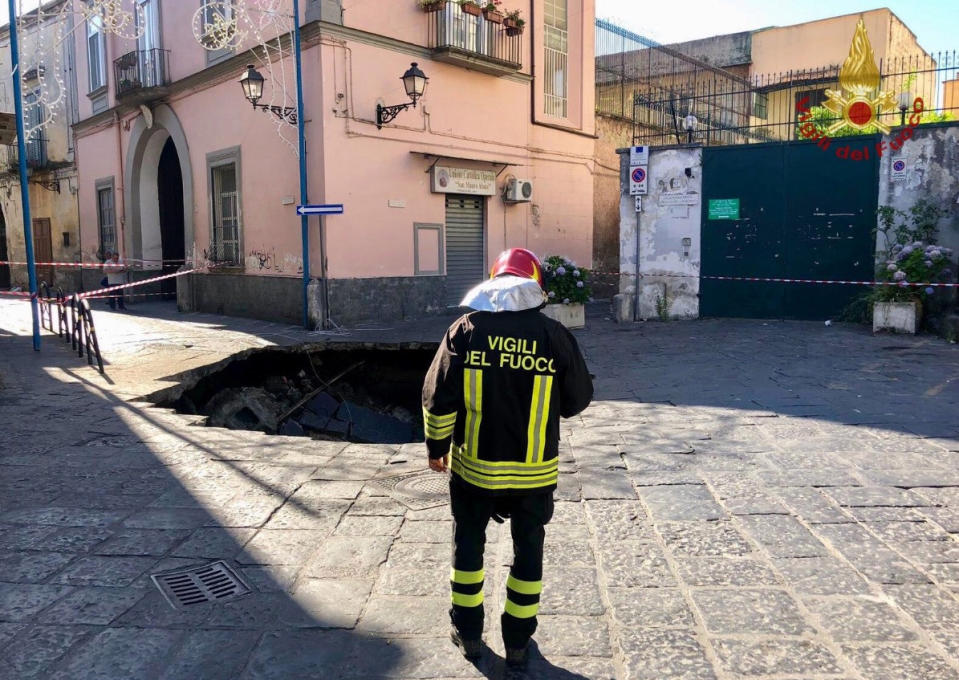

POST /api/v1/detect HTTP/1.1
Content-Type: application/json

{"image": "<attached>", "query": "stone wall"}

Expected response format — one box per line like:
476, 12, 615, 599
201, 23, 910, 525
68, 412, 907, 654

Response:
327, 276, 449, 327
180, 273, 306, 326
617, 145, 703, 321
593, 115, 632, 298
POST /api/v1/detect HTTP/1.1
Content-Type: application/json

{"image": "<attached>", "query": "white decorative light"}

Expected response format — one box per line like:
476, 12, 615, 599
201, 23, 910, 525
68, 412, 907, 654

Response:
192, 1, 247, 52
192, 0, 300, 156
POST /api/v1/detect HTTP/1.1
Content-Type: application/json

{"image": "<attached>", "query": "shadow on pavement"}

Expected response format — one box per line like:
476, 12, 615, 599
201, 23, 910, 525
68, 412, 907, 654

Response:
0, 325, 412, 679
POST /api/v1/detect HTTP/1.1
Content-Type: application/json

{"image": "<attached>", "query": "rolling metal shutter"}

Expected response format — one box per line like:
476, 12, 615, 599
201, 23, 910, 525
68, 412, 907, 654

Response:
445, 195, 485, 306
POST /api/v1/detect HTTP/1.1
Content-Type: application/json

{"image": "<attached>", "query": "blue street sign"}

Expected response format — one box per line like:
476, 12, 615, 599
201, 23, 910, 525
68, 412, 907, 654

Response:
297, 204, 344, 216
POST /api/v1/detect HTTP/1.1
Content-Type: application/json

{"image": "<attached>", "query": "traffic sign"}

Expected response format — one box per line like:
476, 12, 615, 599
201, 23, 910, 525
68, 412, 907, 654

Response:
296, 204, 344, 216
629, 165, 648, 196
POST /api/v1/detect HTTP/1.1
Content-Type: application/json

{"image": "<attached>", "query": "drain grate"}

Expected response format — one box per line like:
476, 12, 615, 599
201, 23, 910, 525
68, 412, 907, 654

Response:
369, 471, 450, 510
151, 560, 251, 610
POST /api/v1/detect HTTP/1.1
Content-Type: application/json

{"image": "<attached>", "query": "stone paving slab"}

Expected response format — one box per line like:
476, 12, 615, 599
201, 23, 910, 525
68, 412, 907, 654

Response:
2, 301, 959, 678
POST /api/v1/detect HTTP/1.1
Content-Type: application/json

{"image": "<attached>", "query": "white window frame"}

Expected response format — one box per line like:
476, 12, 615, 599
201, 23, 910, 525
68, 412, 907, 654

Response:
96, 178, 116, 257
544, 0, 569, 118
207, 147, 242, 266
86, 12, 106, 93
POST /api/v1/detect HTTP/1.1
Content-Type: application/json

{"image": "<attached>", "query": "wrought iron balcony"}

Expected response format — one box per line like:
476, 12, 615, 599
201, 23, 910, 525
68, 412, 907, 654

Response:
5, 134, 48, 171
427, 4, 523, 76
114, 48, 171, 102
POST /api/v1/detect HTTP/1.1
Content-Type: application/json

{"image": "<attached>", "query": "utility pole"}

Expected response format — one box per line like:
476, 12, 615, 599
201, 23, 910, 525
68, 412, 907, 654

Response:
8, 0, 41, 350
292, 0, 310, 329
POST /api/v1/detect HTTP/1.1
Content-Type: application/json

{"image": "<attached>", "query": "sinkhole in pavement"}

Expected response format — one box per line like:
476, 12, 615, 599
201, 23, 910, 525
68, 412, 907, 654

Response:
150, 343, 437, 444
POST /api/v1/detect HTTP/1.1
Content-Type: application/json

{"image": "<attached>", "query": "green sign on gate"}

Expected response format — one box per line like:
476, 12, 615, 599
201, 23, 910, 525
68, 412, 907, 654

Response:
708, 198, 740, 220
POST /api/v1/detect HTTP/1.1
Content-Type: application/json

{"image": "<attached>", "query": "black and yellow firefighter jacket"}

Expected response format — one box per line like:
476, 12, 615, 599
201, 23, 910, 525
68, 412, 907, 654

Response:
422, 307, 593, 494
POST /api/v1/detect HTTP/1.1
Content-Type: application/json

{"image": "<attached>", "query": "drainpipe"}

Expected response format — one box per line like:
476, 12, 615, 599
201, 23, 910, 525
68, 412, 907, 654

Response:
528, 1, 535, 127
114, 111, 125, 260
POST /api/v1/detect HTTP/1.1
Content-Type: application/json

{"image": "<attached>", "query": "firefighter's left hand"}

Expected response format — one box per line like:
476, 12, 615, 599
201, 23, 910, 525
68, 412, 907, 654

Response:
428, 454, 448, 473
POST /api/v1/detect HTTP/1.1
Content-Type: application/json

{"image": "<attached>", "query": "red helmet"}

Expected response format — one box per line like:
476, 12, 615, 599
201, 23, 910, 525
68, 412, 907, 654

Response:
490, 248, 544, 288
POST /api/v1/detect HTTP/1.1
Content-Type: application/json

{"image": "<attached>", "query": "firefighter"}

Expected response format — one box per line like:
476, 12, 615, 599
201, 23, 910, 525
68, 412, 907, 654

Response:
422, 248, 593, 668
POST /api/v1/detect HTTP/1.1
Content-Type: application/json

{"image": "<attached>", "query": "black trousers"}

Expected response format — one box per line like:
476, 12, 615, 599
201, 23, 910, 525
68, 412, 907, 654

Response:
449, 475, 554, 649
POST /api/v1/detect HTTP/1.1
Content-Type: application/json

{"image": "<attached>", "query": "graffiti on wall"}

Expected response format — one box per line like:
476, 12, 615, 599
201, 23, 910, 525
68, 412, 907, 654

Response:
245, 247, 303, 274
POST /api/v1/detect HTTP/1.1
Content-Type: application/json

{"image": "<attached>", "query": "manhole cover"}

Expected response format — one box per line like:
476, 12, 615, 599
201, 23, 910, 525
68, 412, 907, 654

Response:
369, 471, 450, 510
152, 560, 251, 610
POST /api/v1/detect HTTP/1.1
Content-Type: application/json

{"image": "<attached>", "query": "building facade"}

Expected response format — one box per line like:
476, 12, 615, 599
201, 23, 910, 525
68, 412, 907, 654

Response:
70, 0, 596, 325
0, 0, 81, 292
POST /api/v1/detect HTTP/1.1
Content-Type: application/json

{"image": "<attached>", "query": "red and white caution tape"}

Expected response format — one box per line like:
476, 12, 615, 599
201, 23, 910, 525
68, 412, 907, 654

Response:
76, 268, 195, 299
700, 275, 958, 287
0, 258, 188, 268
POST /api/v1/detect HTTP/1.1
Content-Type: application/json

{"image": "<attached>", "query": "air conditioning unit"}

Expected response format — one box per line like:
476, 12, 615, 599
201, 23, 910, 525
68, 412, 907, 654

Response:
505, 178, 533, 203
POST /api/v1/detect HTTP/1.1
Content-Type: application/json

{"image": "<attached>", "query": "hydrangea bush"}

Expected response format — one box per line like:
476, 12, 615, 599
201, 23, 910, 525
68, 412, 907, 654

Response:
874, 242, 954, 303
542, 255, 592, 305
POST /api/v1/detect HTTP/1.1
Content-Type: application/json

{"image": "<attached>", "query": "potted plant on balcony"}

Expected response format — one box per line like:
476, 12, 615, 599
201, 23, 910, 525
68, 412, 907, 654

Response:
503, 9, 525, 35
418, 0, 447, 11
541, 255, 591, 329
482, 1, 503, 23
459, 0, 482, 16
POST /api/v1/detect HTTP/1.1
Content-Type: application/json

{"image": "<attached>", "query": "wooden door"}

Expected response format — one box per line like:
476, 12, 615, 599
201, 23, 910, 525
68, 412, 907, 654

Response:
32, 218, 53, 287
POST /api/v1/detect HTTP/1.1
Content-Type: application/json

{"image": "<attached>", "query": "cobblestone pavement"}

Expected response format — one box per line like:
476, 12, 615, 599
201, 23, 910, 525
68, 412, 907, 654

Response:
1, 299, 958, 679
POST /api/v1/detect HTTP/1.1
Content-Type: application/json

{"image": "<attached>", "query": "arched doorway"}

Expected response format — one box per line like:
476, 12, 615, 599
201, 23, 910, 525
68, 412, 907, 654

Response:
0, 206, 9, 289
124, 104, 194, 302
157, 138, 184, 298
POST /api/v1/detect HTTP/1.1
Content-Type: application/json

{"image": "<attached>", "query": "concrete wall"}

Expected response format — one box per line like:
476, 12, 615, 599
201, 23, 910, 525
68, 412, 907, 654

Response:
751, 9, 893, 74
617, 145, 702, 321
877, 122, 959, 265
665, 32, 752, 69
593, 115, 630, 297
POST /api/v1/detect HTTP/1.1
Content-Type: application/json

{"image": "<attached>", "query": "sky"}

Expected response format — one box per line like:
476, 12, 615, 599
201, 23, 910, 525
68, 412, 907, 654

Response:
596, 0, 959, 54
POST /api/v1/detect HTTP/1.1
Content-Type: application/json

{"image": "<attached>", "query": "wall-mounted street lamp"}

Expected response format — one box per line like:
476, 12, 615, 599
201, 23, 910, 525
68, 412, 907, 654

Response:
240, 64, 298, 126
898, 90, 912, 127
376, 62, 429, 129
684, 114, 698, 144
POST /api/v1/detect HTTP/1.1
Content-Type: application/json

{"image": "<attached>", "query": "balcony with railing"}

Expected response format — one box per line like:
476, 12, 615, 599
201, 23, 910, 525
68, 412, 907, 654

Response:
114, 48, 171, 102
4, 133, 48, 172
426, 3, 523, 76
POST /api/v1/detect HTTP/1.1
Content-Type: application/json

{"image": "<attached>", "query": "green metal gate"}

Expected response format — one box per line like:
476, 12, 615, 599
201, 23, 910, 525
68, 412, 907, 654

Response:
700, 136, 879, 320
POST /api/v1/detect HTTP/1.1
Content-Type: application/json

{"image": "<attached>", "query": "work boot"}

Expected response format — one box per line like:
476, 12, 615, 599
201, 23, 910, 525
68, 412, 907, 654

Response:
449, 627, 482, 660
505, 643, 529, 669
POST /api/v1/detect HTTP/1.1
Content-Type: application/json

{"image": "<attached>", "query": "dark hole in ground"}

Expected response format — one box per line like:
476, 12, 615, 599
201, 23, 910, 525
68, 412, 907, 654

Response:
152, 345, 437, 444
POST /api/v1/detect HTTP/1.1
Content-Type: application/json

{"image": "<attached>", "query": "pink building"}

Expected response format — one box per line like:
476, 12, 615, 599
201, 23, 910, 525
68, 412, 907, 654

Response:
73, 0, 596, 325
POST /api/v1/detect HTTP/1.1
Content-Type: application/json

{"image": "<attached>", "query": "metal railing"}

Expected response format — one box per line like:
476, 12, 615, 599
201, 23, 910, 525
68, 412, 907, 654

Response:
38, 284, 104, 374
114, 48, 170, 98
5, 133, 49, 170
628, 51, 959, 147
426, 3, 523, 70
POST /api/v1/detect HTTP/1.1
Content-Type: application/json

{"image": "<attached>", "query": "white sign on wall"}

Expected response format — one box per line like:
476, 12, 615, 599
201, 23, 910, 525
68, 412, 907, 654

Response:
630, 146, 649, 166
431, 166, 497, 196
629, 165, 648, 196
891, 158, 908, 182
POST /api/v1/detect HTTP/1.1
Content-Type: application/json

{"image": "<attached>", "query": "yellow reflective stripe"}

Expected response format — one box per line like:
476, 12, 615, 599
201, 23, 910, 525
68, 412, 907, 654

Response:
506, 574, 542, 595
451, 567, 485, 585
423, 408, 456, 426
525, 375, 553, 464
504, 599, 539, 619
425, 423, 455, 440
463, 369, 483, 458
451, 446, 558, 472
452, 591, 484, 607
451, 459, 558, 490
455, 454, 557, 477
537, 377, 552, 463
